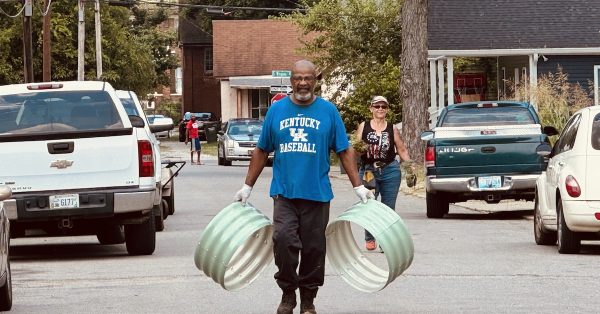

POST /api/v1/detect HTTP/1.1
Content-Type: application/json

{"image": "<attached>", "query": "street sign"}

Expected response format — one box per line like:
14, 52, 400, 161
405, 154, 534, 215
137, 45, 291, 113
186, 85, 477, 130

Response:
271, 93, 288, 103
270, 85, 292, 94
272, 70, 291, 77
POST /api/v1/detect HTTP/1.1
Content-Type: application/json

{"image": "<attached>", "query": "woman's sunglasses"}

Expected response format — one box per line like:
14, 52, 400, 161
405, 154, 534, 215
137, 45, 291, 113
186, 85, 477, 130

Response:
371, 104, 388, 109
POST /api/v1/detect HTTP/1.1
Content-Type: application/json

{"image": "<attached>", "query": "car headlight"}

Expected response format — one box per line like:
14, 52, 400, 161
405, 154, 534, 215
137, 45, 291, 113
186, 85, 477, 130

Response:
225, 139, 236, 148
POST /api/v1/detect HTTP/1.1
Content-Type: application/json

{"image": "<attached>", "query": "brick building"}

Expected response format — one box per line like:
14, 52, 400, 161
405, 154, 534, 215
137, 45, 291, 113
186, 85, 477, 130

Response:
212, 20, 310, 121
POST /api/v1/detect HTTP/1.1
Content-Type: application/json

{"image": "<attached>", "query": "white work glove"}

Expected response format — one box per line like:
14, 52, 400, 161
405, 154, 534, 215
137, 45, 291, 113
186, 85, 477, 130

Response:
234, 184, 253, 205
353, 185, 374, 204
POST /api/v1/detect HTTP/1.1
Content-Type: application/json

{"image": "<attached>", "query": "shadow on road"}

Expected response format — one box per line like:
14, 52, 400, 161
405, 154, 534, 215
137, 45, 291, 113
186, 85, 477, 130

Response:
11, 241, 129, 261
443, 210, 533, 220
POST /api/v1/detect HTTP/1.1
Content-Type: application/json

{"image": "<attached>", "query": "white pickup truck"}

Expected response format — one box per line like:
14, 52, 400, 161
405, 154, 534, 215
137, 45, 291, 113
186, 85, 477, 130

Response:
0, 81, 162, 255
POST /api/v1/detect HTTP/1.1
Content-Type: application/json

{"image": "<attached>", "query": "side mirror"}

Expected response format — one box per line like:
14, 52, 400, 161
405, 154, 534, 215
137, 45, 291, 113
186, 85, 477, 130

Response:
149, 123, 174, 133
543, 126, 559, 136
536, 143, 552, 157
0, 185, 11, 201
420, 130, 434, 141
129, 115, 145, 128
217, 130, 225, 136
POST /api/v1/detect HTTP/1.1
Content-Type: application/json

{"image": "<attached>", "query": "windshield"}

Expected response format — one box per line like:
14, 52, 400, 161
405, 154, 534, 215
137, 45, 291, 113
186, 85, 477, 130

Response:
441, 107, 535, 127
227, 121, 263, 136
0, 90, 123, 135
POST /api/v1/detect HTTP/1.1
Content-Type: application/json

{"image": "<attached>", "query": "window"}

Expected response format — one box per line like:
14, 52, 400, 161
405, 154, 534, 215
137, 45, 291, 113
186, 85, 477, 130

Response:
554, 114, 581, 155
204, 47, 213, 74
251, 89, 270, 119
592, 112, 600, 150
441, 106, 535, 127
175, 68, 182, 94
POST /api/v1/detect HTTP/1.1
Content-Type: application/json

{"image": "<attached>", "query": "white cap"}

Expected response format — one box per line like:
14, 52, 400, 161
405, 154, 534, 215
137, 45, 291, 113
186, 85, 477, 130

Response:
371, 95, 389, 105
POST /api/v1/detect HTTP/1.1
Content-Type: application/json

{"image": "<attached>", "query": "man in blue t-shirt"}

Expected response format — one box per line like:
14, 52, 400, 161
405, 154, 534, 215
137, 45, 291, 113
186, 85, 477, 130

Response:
234, 60, 374, 314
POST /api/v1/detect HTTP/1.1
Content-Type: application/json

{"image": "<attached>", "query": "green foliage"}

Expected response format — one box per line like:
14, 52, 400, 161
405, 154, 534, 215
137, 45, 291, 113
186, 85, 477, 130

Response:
156, 101, 182, 122
0, 2, 178, 98
287, 0, 402, 131
509, 66, 592, 138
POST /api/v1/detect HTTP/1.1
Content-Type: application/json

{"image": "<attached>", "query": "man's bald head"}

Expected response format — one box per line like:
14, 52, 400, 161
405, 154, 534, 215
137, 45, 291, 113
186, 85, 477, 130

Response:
290, 60, 318, 105
292, 60, 317, 76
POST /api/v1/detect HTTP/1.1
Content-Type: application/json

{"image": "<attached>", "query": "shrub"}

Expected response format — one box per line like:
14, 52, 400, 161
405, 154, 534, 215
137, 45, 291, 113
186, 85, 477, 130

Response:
507, 66, 592, 135
156, 101, 182, 122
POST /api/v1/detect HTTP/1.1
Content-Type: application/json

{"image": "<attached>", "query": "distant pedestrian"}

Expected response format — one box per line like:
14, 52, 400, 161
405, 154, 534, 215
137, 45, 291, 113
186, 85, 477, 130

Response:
234, 60, 373, 314
185, 114, 203, 165
355, 95, 414, 251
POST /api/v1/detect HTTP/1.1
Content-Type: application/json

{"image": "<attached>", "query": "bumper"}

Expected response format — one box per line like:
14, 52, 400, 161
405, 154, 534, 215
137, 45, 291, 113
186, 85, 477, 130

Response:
3, 187, 155, 221
563, 200, 600, 232
426, 174, 539, 193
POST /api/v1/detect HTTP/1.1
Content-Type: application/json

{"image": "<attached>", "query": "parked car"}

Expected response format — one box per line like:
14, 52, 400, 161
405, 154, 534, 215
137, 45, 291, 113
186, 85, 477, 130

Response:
147, 114, 174, 138
420, 101, 558, 218
0, 82, 157, 255
116, 90, 176, 231
534, 105, 600, 254
178, 112, 220, 142
0, 185, 12, 311
217, 118, 273, 166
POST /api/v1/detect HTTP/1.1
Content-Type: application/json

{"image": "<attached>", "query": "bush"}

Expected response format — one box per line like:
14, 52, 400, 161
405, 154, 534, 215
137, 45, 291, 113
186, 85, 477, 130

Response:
156, 101, 182, 122
507, 66, 592, 137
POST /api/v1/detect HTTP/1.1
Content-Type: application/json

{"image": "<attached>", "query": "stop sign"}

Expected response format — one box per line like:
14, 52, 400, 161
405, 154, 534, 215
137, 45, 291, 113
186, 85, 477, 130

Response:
271, 93, 288, 103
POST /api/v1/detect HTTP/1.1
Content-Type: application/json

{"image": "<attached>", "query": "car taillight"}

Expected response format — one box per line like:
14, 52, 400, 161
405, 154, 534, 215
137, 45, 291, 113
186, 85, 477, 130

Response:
565, 175, 581, 198
27, 83, 63, 90
138, 140, 154, 177
425, 145, 435, 168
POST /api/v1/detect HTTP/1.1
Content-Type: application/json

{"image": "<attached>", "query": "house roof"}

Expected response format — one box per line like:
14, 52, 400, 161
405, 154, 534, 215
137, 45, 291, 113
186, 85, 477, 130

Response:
212, 20, 310, 78
179, 16, 213, 45
428, 0, 600, 51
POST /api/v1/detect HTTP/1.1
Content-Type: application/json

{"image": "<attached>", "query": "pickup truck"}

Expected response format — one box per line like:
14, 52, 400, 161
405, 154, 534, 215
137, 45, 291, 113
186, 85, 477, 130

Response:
0, 81, 160, 255
421, 101, 557, 218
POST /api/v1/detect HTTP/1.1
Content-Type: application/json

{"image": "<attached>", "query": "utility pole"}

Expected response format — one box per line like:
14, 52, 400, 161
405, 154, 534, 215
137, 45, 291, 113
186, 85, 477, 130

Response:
42, 0, 52, 82
94, 0, 102, 79
23, 0, 33, 83
77, 0, 85, 81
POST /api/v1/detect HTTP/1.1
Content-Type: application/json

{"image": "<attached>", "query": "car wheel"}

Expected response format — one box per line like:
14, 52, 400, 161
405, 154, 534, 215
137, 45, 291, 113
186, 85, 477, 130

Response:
0, 259, 12, 311
557, 200, 580, 254
534, 194, 556, 245
222, 147, 232, 166
155, 203, 165, 232
97, 225, 125, 245
217, 145, 224, 166
426, 191, 448, 218
125, 214, 156, 256
165, 179, 175, 215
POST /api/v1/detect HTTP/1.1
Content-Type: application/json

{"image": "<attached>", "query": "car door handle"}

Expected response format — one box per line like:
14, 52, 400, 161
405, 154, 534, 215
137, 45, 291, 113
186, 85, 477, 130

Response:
558, 161, 565, 167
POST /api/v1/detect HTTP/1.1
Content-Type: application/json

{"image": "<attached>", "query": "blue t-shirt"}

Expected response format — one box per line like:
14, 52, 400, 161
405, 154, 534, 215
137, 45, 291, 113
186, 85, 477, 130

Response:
258, 96, 349, 202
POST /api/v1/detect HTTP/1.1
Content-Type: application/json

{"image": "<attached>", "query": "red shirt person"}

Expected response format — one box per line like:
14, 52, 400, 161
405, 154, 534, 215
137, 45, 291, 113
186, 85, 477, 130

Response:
185, 115, 202, 164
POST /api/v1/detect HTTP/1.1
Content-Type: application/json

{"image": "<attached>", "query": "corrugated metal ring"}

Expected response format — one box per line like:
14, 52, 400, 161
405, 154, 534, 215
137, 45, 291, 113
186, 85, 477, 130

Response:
326, 199, 414, 292
194, 202, 274, 291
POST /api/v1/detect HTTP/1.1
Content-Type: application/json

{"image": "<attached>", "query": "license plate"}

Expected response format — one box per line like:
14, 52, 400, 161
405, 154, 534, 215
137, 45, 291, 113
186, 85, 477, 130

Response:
478, 176, 501, 189
49, 194, 79, 209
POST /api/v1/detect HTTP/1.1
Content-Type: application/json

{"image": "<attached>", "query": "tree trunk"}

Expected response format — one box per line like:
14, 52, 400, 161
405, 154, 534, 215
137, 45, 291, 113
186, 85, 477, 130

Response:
400, 0, 429, 163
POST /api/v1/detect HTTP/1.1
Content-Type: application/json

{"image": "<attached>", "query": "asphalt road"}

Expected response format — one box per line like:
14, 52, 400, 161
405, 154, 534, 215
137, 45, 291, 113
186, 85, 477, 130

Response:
8, 142, 600, 313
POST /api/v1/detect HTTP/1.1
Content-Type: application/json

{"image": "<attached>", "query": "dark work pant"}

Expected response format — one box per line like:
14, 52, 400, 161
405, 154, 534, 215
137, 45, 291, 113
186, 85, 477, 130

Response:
272, 196, 330, 295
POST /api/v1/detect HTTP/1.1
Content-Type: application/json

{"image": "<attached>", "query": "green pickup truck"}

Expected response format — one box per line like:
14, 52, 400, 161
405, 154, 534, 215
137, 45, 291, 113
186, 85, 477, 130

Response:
421, 101, 558, 218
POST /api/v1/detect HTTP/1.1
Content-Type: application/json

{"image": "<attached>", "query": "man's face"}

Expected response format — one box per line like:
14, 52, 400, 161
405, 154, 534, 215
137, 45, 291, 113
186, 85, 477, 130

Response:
191, 115, 196, 121
291, 67, 316, 103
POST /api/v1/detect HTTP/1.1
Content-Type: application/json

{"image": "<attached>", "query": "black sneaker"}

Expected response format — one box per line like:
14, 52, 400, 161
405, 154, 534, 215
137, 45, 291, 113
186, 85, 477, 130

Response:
276, 290, 296, 314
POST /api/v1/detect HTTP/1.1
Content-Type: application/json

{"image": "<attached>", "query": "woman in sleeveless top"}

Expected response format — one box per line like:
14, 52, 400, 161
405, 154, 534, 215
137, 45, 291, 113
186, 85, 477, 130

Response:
354, 95, 412, 251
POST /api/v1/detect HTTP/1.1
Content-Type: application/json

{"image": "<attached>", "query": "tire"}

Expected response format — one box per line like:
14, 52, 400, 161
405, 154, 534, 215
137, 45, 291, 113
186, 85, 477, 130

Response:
97, 225, 125, 245
155, 203, 165, 232
0, 261, 12, 311
557, 200, 580, 254
165, 179, 175, 215
125, 214, 156, 256
217, 145, 224, 166
426, 191, 449, 218
534, 194, 556, 245
222, 147, 232, 166
266, 159, 273, 167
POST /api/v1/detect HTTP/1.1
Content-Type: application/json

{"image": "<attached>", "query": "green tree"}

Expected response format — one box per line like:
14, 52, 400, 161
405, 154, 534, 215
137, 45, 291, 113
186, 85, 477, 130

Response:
288, 0, 402, 131
0, 2, 177, 98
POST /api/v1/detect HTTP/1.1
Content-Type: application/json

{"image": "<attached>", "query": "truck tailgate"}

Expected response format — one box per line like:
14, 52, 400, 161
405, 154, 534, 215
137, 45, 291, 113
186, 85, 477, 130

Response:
433, 125, 545, 176
0, 135, 139, 193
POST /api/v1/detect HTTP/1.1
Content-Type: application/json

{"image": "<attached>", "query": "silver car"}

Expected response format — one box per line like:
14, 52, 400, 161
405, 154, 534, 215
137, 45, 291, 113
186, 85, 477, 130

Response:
217, 118, 273, 166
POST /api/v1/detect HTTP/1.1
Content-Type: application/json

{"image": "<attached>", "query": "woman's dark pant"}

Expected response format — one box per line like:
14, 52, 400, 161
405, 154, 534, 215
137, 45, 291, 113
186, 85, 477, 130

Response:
272, 196, 330, 294
359, 159, 401, 241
